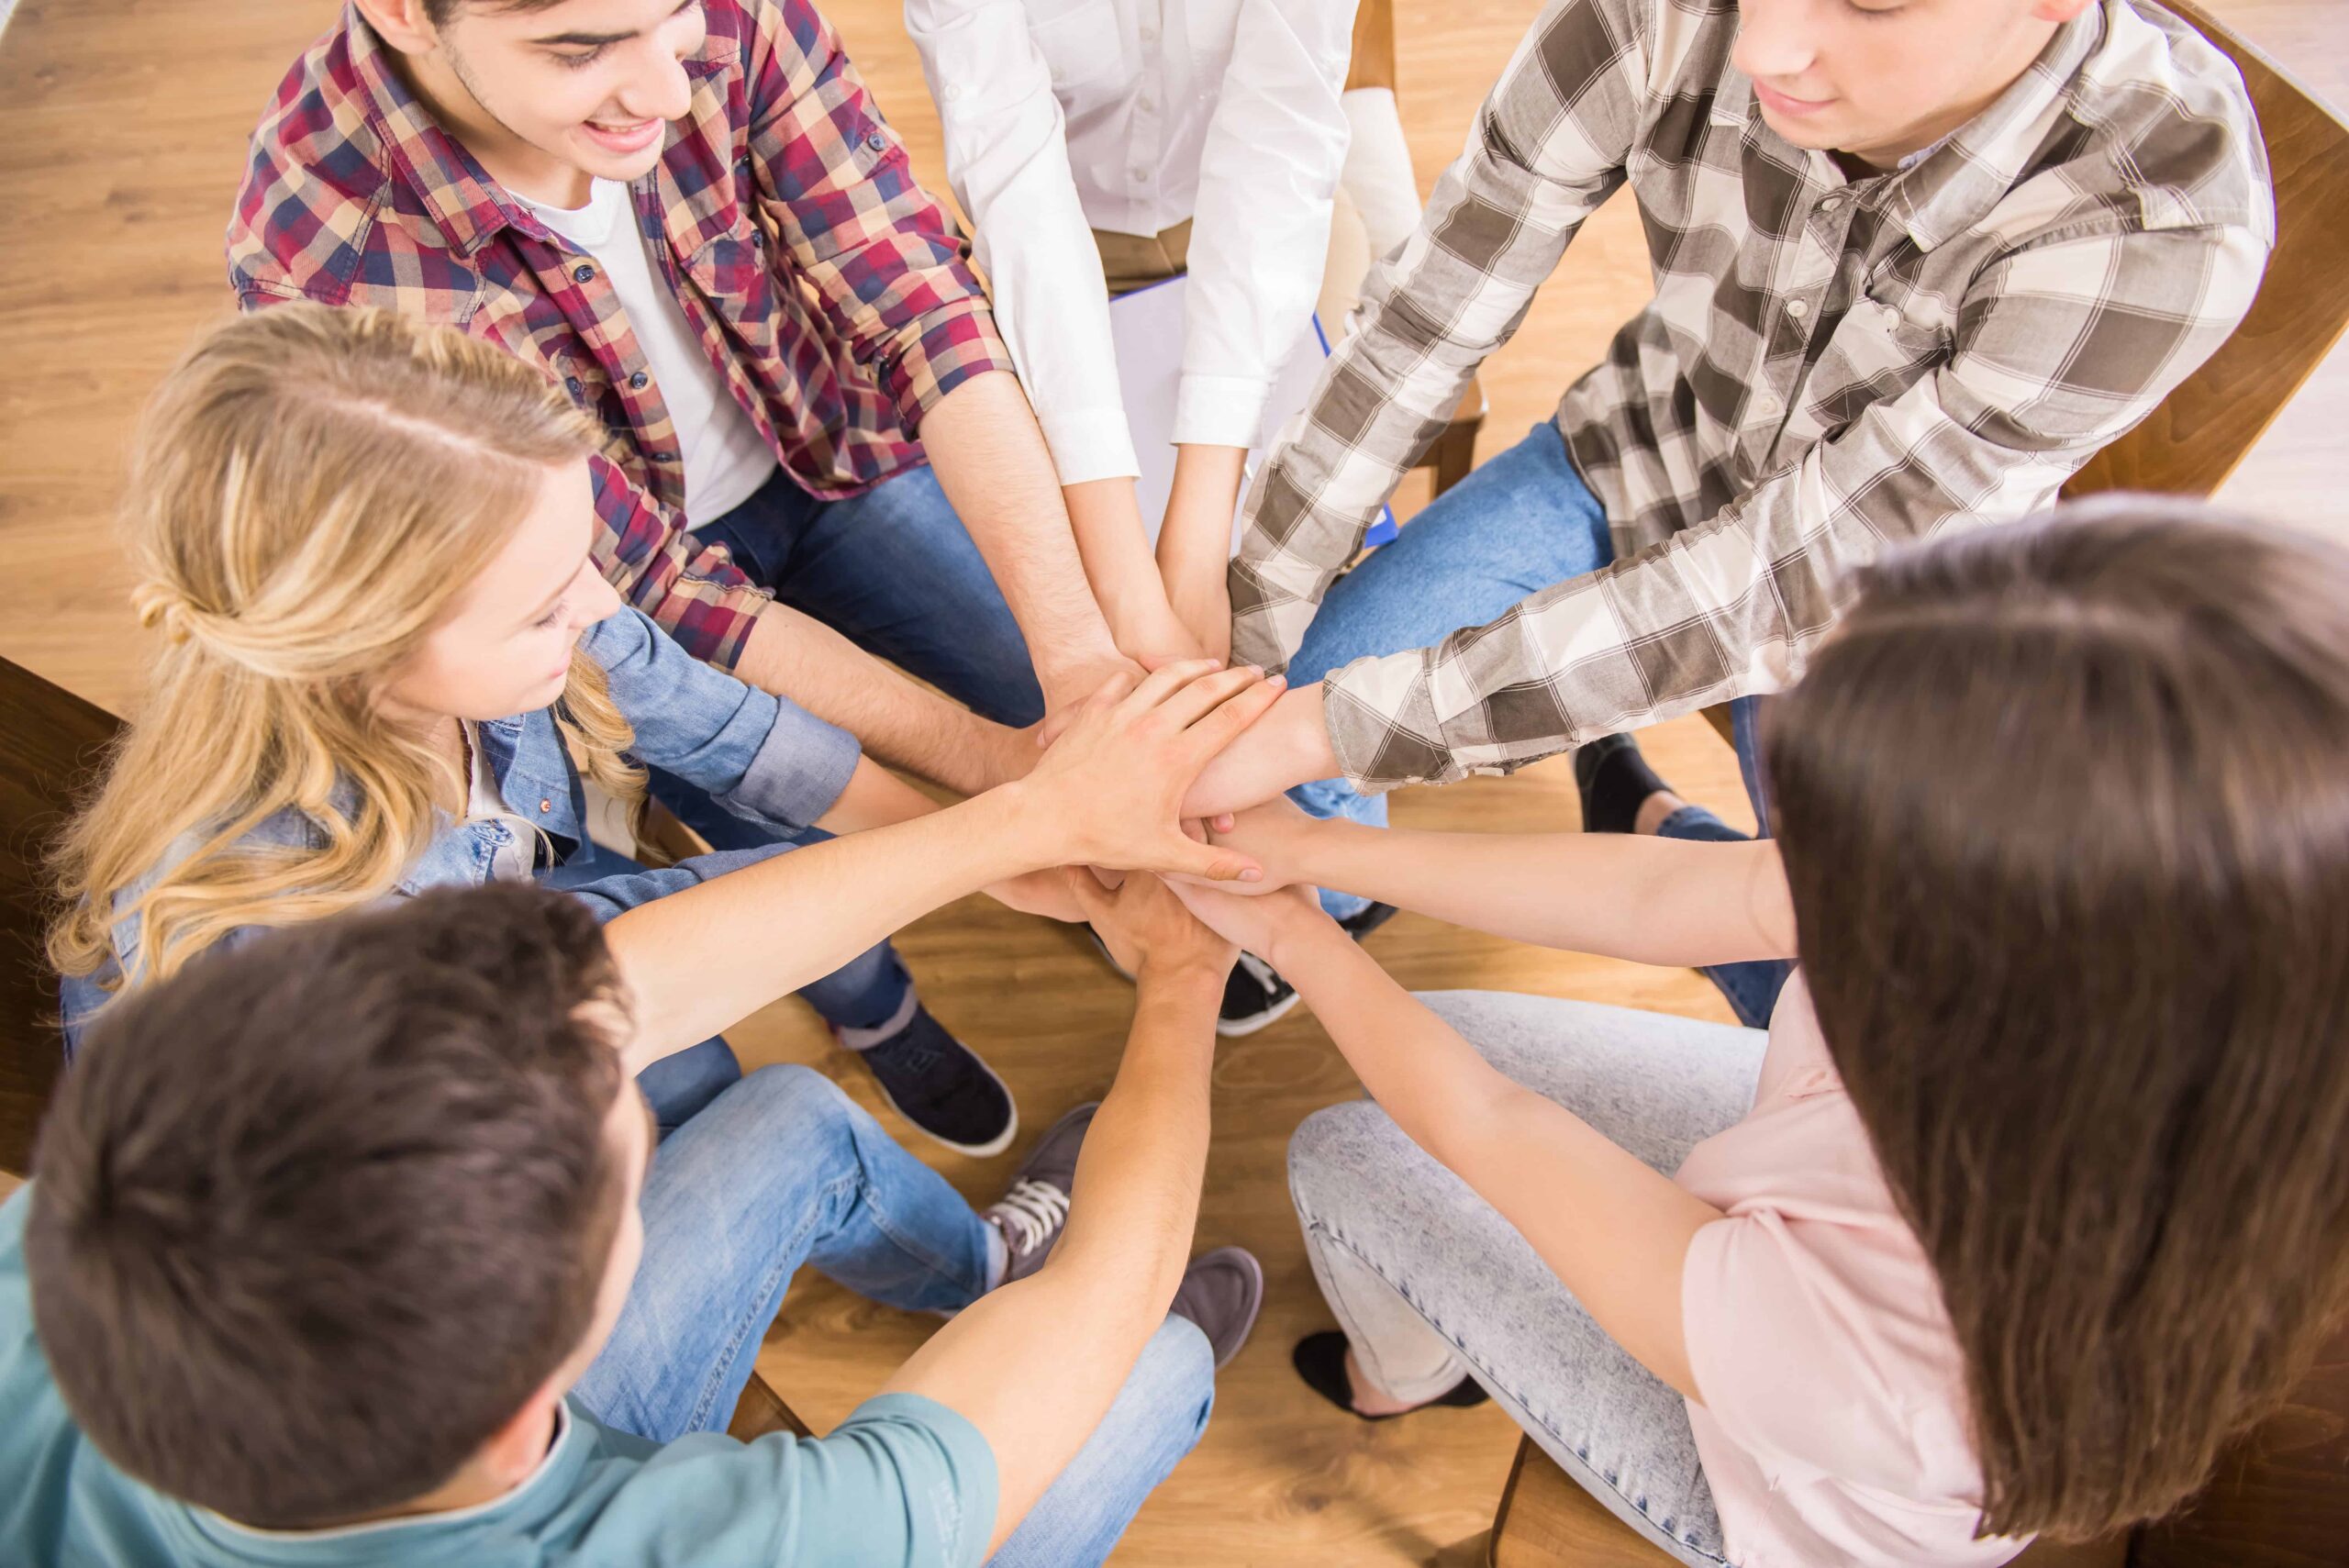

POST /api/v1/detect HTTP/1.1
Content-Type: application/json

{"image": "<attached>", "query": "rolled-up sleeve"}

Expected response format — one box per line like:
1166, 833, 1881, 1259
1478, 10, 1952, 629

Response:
582, 608, 861, 830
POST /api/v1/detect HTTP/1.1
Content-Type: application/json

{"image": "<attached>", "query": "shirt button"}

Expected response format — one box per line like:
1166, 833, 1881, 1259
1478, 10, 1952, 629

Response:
539, 799, 552, 813
629, 370, 649, 390
563, 376, 584, 396
1140, 24, 1156, 41
572, 263, 595, 284
943, 83, 963, 104
1787, 298, 1809, 319
1130, 166, 1150, 183
1755, 393, 1783, 417
864, 130, 888, 152
1819, 194, 1843, 213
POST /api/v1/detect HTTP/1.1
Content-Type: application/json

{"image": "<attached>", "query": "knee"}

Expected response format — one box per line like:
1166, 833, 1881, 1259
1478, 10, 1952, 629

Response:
727, 1063, 858, 1146
1141, 1314, 1219, 1452
1286, 1102, 1398, 1225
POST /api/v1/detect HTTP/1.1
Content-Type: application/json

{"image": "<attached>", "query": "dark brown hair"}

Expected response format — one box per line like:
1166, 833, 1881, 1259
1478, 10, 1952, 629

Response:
421, 0, 577, 28
26, 882, 632, 1529
1767, 496, 2349, 1540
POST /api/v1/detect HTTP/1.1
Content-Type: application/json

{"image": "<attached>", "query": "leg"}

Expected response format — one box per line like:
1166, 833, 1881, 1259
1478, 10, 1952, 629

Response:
1286, 993, 1766, 1567
573, 1064, 999, 1442
706, 465, 1047, 728
1284, 422, 1613, 916
985, 1315, 1218, 1568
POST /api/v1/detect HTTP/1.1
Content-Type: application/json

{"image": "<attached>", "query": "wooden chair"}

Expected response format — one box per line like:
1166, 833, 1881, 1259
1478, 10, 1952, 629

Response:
0, 653, 812, 1441
1339, 0, 1486, 495
1501, 20, 2349, 1562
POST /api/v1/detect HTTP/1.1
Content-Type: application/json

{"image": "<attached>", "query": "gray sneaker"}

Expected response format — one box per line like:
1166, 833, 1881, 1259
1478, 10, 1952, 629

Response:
982, 1102, 1097, 1286
1170, 1246, 1264, 1370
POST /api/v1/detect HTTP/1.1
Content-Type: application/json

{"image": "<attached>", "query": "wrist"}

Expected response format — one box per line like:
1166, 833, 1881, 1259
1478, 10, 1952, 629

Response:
1135, 953, 1235, 1001
1270, 684, 1340, 785
1260, 903, 1344, 973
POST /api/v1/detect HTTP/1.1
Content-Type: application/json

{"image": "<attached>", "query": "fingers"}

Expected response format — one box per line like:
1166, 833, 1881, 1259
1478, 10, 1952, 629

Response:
1114, 657, 1223, 718
1148, 662, 1274, 732
1060, 864, 1114, 923
1155, 829, 1263, 884
1176, 672, 1286, 762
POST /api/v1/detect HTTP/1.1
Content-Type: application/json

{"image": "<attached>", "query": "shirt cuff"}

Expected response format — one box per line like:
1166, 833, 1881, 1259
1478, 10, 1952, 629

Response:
724, 698, 863, 828
1174, 373, 1275, 450
1322, 650, 1470, 792
882, 300, 1016, 434
1036, 407, 1142, 485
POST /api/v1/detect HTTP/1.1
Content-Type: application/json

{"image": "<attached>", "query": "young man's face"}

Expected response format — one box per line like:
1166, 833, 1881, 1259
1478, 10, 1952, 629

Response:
373, 0, 711, 194
1732, 0, 2094, 168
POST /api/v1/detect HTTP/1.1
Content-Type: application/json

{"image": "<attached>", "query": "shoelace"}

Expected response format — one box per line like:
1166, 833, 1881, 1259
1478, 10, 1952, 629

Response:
985, 1177, 1072, 1257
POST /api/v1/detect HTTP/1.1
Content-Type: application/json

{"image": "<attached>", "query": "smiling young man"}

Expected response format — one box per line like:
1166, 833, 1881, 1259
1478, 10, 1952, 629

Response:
1181, 0, 2271, 1028
228, 0, 1179, 802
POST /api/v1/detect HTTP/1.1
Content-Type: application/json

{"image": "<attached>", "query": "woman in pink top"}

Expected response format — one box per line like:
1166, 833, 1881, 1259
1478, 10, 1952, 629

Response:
1171, 498, 2349, 1567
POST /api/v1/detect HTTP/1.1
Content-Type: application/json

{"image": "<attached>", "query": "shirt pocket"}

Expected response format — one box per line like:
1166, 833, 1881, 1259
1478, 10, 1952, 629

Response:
681, 210, 782, 368
1807, 296, 1951, 428
1027, 0, 1126, 94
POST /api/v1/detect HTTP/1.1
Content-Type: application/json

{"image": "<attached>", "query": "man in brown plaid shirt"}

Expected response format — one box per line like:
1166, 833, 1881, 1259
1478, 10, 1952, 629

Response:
1186, 0, 2270, 1027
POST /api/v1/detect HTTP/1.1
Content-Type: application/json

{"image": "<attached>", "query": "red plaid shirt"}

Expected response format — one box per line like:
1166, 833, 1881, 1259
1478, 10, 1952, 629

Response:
228, 0, 1013, 666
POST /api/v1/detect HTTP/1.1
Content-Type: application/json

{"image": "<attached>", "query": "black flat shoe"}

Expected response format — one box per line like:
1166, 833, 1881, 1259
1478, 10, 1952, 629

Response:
1572, 732, 1674, 836
1292, 1330, 1489, 1421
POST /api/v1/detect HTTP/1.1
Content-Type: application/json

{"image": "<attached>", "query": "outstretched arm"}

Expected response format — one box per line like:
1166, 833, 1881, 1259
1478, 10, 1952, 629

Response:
1210, 798, 1795, 970
1174, 884, 1722, 1399
884, 871, 1233, 1551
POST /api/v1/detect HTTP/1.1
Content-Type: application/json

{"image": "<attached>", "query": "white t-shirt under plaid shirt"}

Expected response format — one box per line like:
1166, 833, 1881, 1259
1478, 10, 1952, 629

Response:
1229, 0, 2270, 790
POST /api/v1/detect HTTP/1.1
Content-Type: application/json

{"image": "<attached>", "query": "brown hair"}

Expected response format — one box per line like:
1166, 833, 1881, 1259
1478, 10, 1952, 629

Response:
26, 883, 632, 1529
1767, 496, 2349, 1540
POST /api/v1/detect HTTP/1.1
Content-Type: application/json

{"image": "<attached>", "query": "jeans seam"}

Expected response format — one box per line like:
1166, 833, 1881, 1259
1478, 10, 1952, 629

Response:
1298, 1207, 1734, 1568
687, 1175, 839, 1433
843, 1143, 989, 1303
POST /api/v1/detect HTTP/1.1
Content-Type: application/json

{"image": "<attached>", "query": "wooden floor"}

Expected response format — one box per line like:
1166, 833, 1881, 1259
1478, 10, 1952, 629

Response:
0, 3, 2341, 1562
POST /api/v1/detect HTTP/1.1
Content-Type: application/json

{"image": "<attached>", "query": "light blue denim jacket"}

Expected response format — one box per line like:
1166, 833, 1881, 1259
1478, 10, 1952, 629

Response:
60, 608, 859, 1051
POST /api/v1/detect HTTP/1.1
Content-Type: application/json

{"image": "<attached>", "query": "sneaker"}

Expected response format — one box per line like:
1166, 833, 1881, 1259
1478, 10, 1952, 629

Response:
1169, 1246, 1265, 1369
983, 1102, 1097, 1285
839, 1005, 1017, 1158
1217, 901, 1398, 1038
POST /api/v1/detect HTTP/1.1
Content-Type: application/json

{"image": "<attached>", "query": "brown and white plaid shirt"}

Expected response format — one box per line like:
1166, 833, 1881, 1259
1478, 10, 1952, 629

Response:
1230, 0, 2270, 789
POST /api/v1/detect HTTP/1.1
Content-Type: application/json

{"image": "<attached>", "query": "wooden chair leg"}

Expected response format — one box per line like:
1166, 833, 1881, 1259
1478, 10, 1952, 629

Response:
1431, 415, 1482, 496
727, 1369, 813, 1441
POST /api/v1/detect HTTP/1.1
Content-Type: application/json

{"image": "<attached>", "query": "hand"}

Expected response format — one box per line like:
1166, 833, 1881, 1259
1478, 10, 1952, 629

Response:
1167, 798, 1318, 896
1063, 868, 1237, 981
1037, 650, 1148, 741
1165, 878, 1330, 965
983, 868, 1087, 923
1179, 682, 1337, 819
1017, 660, 1285, 883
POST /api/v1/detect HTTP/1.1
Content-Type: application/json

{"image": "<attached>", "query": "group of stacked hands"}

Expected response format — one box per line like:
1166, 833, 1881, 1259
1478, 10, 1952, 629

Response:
6, 3, 2339, 1568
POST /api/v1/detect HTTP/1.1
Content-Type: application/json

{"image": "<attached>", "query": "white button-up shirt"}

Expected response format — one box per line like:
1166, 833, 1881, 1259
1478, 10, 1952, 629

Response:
907, 0, 1358, 483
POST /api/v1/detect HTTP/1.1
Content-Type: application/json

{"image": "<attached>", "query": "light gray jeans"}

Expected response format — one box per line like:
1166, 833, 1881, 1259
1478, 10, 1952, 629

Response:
1287, 991, 1768, 1568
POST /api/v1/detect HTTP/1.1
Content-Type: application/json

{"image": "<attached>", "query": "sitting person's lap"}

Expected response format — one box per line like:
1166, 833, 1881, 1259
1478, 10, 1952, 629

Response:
1287, 991, 1766, 1568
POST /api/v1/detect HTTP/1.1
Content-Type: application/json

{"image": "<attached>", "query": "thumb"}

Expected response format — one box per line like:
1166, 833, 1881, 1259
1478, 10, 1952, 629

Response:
1156, 829, 1263, 884
1061, 865, 1115, 923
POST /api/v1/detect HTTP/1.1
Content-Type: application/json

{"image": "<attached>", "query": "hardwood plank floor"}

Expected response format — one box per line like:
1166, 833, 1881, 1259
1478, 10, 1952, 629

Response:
0, 3, 2340, 1561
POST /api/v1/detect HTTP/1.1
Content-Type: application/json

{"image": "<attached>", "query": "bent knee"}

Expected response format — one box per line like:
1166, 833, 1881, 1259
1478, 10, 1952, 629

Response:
1287, 1101, 1408, 1218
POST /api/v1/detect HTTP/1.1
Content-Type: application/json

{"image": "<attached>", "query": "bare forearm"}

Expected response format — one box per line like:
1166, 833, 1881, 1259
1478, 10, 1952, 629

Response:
1157, 444, 1246, 660
607, 787, 1044, 1066
1064, 477, 1197, 660
1283, 819, 1797, 967
735, 603, 1026, 794
1180, 682, 1340, 817
884, 962, 1225, 1550
813, 757, 942, 835
1271, 919, 1715, 1396
922, 373, 1125, 698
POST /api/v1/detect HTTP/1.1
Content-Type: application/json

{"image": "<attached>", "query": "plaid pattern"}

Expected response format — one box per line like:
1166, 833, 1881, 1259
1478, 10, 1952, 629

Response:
228, 1, 1013, 667
1231, 0, 2271, 789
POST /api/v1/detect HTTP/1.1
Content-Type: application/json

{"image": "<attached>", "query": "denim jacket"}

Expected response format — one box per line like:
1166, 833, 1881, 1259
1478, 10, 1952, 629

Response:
60, 607, 858, 1051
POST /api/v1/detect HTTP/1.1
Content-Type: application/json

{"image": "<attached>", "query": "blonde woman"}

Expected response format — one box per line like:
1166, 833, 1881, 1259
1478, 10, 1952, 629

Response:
51, 304, 1076, 1151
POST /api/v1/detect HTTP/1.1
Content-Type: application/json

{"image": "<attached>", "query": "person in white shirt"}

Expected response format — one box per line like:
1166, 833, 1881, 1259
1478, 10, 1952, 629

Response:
907, 0, 1360, 665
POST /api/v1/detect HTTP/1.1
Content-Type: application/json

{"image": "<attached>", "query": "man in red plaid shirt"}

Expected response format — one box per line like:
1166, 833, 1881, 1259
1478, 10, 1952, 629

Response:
227, 0, 1215, 1153
228, 0, 1205, 799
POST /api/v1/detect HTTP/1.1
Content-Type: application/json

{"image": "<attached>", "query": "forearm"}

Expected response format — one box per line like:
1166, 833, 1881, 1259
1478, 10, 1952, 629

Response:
1272, 919, 1714, 1396
883, 961, 1225, 1550
1180, 682, 1341, 817
921, 372, 1125, 700
1063, 477, 1198, 660
607, 786, 1045, 1067
812, 757, 943, 835
1284, 818, 1796, 967
735, 602, 1028, 794
1157, 444, 1247, 659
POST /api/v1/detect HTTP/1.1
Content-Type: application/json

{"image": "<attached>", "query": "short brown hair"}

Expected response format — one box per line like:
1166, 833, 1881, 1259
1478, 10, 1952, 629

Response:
27, 883, 631, 1529
1767, 497, 2349, 1540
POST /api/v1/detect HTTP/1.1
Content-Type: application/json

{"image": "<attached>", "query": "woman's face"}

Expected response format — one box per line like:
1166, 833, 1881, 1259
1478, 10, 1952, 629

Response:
377, 457, 623, 726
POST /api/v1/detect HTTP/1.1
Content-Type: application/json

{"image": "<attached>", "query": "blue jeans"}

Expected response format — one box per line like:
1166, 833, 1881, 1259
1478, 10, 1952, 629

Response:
573, 1064, 1216, 1566
1289, 423, 1787, 1024
539, 841, 910, 1134
652, 462, 1047, 855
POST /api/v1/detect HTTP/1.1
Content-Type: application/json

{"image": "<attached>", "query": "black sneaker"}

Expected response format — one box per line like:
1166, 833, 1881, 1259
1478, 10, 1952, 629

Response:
839, 1005, 1017, 1157
1217, 901, 1399, 1038
984, 1102, 1096, 1285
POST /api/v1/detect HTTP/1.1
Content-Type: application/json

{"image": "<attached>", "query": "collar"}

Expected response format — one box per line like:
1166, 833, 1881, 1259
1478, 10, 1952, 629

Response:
1886, 1, 2106, 251
342, 4, 547, 257
1709, 2, 2107, 251
189, 1404, 584, 1560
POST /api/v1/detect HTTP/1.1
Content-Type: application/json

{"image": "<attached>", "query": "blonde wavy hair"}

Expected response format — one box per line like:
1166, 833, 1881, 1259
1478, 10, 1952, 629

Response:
50, 304, 644, 997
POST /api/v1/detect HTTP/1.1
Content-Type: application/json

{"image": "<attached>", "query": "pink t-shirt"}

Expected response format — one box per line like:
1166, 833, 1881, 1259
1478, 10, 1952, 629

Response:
1674, 973, 2032, 1568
